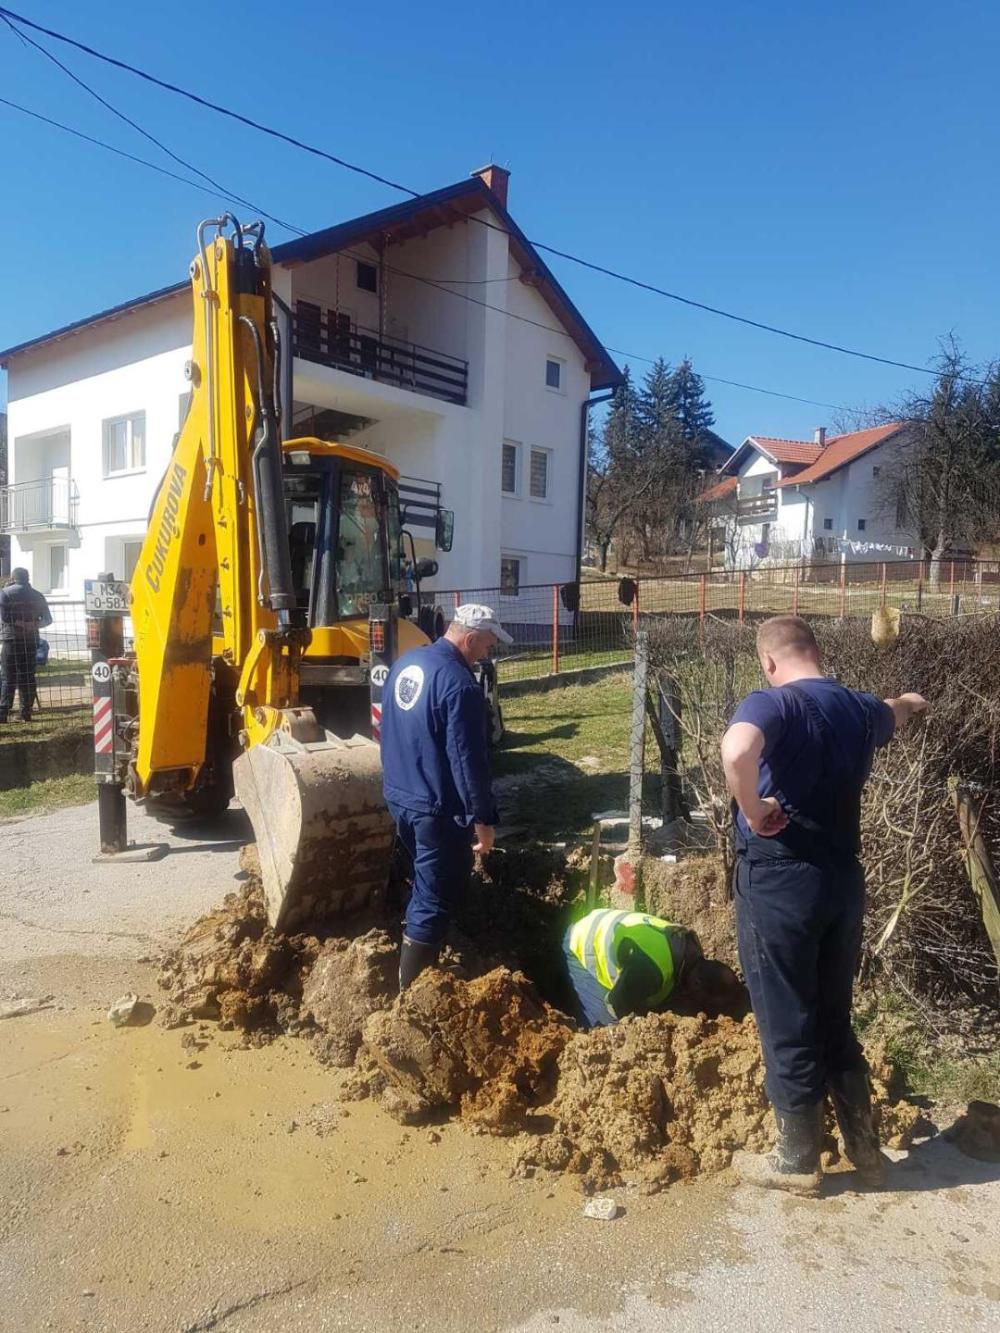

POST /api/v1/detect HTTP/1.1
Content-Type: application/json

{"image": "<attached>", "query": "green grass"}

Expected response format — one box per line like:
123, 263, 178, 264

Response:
854, 991, 1000, 1106
0, 708, 90, 744
0, 772, 96, 820
494, 672, 662, 838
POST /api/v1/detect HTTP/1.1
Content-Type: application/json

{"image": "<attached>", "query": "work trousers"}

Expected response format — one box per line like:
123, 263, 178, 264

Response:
0, 640, 37, 720
388, 804, 474, 947
734, 848, 867, 1112
562, 927, 615, 1028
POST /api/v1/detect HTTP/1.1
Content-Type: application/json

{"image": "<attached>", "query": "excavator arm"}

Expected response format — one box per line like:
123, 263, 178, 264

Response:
128, 217, 393, 929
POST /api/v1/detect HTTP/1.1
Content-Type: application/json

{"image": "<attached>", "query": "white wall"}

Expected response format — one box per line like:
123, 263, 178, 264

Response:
7, 296, 191, 600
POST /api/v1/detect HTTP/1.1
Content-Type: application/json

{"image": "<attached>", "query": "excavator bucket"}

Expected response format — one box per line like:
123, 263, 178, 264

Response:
233, 731, 395, 933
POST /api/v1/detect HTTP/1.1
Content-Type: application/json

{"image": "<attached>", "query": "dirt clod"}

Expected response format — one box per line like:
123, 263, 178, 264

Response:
300, 930, 398, 1067
945, 1100, 1000, 1161
361, 967, 572, 1133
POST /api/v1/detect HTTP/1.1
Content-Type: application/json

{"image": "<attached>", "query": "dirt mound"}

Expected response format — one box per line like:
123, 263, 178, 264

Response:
641, 853, 737, 971
156, 881, 319, 1033
520, 1011, 772, 1191
300, 930, 398, 1066
945, 1100, 1000, 1162
359, 967, 573, 1133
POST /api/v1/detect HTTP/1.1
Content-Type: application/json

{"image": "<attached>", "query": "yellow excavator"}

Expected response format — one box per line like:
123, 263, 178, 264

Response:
119, 215, 468, 932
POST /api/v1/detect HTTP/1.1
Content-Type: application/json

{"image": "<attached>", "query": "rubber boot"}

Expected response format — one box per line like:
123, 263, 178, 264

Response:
732, 1104, 823, 1197
828, 1067, 886, 1184
398, 936, 440, 991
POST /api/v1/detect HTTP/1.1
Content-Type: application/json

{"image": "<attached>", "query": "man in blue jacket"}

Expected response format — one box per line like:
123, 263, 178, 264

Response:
381, 604, 511, 988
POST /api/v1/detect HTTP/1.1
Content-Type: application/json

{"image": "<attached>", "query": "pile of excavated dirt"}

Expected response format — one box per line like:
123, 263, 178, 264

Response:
156, 876, 320, 1033
300, 930, 399, 1066
519, 1011, 772, 1192
352, 966, 573, 1133
945, 1100, 1000, 1161
641, 853, 738, 971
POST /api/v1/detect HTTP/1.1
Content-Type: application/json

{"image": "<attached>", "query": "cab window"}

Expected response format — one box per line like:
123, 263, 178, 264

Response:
336, 469, 385, 619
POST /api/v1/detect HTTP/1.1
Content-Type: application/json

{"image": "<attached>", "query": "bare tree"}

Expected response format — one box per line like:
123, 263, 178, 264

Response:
886, 339, 1000, 584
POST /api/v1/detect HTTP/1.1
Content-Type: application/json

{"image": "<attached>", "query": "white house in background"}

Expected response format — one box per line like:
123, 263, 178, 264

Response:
0, 166, 621, 612
698, 423, 920, 567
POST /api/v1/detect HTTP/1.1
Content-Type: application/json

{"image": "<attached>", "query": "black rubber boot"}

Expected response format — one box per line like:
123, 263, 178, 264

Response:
398, 937, 440, 991
828, 1067, 886, 1184
732, 1104, 823, 1197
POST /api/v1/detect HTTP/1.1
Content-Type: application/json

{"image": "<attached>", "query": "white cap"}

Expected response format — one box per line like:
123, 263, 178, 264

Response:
453, 603, 513, 645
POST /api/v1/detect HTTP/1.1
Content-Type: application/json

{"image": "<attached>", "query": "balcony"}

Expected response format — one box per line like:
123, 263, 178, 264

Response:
293, 304, 468, 407
0, 477, 79, 533
737, 493, 777, 524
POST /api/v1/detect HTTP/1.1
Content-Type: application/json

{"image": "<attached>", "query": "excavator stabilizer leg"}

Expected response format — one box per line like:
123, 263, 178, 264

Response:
233, 732, 394, 933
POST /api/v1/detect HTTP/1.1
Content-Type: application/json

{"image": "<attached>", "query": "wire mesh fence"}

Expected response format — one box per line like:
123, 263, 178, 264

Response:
439, 557, 1000, 686
17, 558, 1000, 711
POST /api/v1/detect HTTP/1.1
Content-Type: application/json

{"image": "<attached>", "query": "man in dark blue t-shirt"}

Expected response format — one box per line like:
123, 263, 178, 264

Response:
721, 614, 926, 1196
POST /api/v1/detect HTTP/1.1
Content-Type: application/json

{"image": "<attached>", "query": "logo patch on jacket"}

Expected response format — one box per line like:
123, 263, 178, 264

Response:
394, 664, 425, 711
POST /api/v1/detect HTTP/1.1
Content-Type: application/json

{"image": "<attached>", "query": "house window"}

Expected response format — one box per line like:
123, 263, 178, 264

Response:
122, 539, 143, 581
356, 261, 378, 294
545, 358, 562, 390
501, 442, 519, 495
857, 519, 866, 532
49, 544, 68, 593
529, 448, 550, 500
103, 412, 145, 476
500, 556, 521, 596
823, 517, 833, 531
872, 465, 881, 477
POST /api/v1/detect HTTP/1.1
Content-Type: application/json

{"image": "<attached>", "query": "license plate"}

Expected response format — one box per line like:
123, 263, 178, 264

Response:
84, 579, 131, 614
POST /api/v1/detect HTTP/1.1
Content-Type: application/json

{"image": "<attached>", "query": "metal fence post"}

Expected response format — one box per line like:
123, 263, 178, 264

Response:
839, 564, 847, 619
738, 570, 746, 624
949, 559, 955, 604
698, 574, 706, 641
633, 579, 640, 638
793, 564, 800, 616
551, 584, 560, 674
880, 562, 887, 607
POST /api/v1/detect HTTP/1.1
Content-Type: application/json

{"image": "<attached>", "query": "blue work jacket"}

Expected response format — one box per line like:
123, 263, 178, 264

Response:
380, 637, 497, 825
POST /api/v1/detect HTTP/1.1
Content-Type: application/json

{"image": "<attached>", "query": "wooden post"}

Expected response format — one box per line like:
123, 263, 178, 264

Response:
839, 563, 847, 619
880, 562, 887, 607
949, 559, 955, 603
738, 570, 746, 624
628, 631, 649, 856
698, 574, 706, 641
793, 563, 800, 616
950, 778, 1000, 971
917, 568, 924, 612
587, 820, 602, 910
551, 584, 560, 674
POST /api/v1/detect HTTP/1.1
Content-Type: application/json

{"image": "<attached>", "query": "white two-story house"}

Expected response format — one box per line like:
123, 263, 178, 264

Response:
0, 166, 621, 610
699, 422, 920, 567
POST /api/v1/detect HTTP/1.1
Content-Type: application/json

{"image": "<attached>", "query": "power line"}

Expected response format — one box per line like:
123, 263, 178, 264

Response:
0, 93, 853, 415
0, 14, 303, 238
0, 4, 963, 386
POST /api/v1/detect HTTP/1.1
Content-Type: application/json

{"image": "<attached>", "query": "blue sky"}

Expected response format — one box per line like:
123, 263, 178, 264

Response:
2, 0, 999, 442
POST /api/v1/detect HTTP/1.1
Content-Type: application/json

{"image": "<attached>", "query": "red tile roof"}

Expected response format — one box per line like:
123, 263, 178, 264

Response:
749, 436, 824, 465
697, 474, 738, 503
774, 424, 905, 487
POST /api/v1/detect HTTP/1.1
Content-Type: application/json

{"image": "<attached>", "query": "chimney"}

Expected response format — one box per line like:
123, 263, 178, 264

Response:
814, 426, 827, 448
472, 163, 510, 209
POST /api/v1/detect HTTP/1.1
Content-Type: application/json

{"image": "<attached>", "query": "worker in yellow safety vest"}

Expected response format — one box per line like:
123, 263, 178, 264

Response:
564, 908, 744, 1027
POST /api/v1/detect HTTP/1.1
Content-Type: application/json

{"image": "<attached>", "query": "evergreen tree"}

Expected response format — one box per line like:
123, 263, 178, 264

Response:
668, 357, 715, 445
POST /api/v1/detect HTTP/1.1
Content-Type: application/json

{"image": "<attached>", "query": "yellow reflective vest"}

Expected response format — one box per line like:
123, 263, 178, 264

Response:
567, 908, 680, 1007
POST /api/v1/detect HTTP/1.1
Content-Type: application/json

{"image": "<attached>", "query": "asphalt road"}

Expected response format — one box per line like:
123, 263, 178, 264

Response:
1, 800, 998, 1332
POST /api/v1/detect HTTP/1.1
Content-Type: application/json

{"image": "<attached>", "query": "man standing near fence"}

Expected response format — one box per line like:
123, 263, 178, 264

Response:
0, 568, 52, 724
380, 604, 511, 989
721, 614, 927, 1195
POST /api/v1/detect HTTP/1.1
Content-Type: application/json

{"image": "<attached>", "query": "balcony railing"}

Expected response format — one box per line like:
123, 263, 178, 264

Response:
293, 304, 468, 406
737, 493, 778, 522
0, 477, 79, 533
